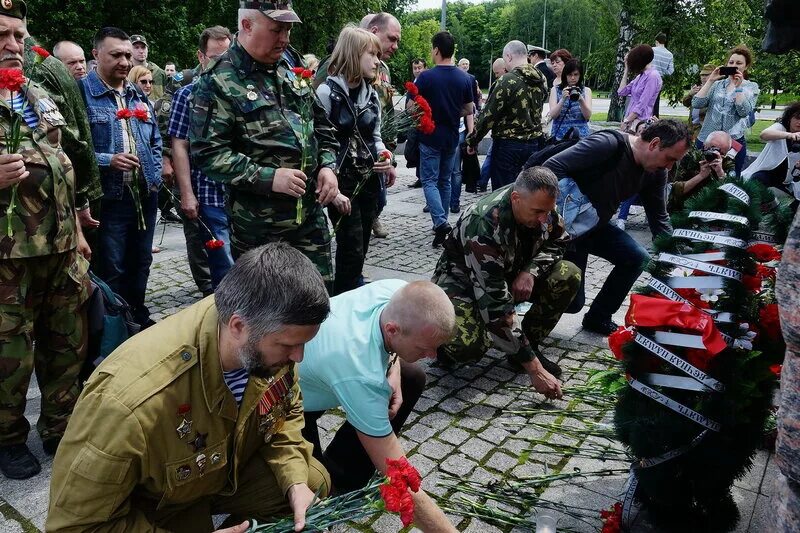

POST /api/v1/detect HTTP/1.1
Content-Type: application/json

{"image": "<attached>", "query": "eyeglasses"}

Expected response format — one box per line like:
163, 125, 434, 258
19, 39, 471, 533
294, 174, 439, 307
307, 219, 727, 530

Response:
139, 80, 154, 85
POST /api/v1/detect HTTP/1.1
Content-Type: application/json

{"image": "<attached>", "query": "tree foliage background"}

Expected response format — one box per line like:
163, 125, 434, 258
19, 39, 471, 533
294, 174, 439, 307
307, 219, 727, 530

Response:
25, 0, 799, 112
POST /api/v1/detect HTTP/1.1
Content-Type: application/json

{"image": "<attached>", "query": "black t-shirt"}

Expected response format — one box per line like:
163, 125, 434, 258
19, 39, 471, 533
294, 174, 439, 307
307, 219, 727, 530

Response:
415, 65, 474, 151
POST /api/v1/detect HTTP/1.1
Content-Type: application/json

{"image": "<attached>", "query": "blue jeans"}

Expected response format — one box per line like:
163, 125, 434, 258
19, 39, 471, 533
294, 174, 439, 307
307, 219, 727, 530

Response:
564, 222, 650, 321
97, 187, 158, 324
450, 131, 467, 210
478, 146, 492, 189
376, 172, 387, 215
490, 138, 542, 190
420, 142, 457, 229
199, 205, 234, 289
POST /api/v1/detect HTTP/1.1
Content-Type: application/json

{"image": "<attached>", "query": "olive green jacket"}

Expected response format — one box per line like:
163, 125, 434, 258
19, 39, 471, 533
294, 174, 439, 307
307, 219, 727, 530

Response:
47, 297, 314, 532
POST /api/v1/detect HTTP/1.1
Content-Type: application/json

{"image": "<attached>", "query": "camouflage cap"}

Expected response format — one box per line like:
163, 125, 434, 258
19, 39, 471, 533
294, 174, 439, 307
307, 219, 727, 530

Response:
240, 1, 301, 24
0, 0, 27, 20
130, 34, 148, 46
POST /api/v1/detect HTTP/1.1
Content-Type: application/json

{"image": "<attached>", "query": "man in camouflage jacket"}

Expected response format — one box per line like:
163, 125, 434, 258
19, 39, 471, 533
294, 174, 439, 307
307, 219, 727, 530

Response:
466, 40, 547, 190
191, 1, 339, 287
0, 0, 92, 480
432, 167, 581, 398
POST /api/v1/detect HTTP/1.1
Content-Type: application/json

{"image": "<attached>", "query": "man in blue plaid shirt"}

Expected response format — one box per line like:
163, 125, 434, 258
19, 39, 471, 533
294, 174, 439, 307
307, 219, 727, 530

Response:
168, 26, 234, 288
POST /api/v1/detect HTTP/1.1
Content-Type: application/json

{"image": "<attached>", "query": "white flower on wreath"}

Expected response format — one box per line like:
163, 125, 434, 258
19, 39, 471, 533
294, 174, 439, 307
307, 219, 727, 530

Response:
698, 288, 724, 303
669, 267, 694, 277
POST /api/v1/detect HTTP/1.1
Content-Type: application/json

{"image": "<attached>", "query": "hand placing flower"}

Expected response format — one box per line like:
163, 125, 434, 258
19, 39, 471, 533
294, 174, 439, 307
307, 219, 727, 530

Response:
379, 457, 421, 527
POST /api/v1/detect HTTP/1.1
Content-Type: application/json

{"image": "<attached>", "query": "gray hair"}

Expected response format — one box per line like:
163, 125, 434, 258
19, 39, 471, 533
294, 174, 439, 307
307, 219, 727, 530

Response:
215, 243, 330, 338
384, 281, 456, 339
238, 8, 261, 31
705, 130, 732, 152
503, 40, 528, 60
513, 166, 559, 198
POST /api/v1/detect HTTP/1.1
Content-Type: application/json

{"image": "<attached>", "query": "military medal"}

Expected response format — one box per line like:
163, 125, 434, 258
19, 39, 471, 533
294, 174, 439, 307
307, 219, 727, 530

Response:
246, 84, 258, 101
257, 371, 293, 442
162, 102, 171, 113
195, 453, 207, 476
211, 452, 222, 465
176, 404, 193, 439
1, 0, 12, 11
190, 432, 207, 453
176, 464, 191, 481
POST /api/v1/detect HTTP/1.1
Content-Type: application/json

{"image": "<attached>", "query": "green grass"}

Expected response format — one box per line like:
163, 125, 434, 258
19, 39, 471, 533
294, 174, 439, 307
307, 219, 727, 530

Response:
588, 112, 771, 151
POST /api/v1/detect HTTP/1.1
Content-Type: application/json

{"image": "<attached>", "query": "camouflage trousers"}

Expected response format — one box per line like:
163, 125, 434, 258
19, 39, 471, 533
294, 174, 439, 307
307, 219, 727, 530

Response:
436, 260, 581, 364
229, 203, 333, 290
0, 249, 91, 445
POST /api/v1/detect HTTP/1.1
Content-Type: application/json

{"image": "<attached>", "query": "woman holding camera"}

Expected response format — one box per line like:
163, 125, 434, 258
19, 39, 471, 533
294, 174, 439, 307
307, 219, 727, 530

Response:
743, 102, 800, 195
548, 59, 592, 140
692, 45, 760, 177
617, 44, 662, 133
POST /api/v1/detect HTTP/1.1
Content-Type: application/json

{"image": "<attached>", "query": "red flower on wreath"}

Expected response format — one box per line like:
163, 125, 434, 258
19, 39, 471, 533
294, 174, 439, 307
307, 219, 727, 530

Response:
31, 45, 50, 59
379, 457, 420, 527
770, 364, 782, 379
675, 288, 710, 310
748, 243, 781, 262
600, 502, 623, 533
756, 263, 777, 281
608, 326, 635, 360
759, 303, 781, 341
742, 273, 763, 292
404, 81, 419, 97
0, 68, 26, 93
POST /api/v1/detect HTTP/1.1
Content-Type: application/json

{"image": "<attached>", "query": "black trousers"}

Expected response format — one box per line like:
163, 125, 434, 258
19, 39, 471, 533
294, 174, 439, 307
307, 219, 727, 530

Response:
327, 170, 381, 295
302, 359, 427, 493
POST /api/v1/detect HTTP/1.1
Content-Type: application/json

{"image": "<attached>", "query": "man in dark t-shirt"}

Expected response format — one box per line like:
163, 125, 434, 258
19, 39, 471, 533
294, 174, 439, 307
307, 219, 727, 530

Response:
542, 120, 691, 335
416, 31, 475, 247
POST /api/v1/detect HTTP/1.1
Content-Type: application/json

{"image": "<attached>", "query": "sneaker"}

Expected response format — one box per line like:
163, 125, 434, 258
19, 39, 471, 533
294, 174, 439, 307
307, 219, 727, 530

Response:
423, 205, 430, 213
612, 218, 626, 231
42, 437, 61, 456
533, 347, 563, 378
450, 205, 461, 214
432, 223, 451, 248
0, 443, 41, 479
372, 218, 388, 238
408, 179, 422, 189
582, 315, 619, 336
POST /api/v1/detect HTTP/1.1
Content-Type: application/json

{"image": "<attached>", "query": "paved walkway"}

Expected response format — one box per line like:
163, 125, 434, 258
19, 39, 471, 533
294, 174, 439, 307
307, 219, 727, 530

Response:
0, 157, 775, 532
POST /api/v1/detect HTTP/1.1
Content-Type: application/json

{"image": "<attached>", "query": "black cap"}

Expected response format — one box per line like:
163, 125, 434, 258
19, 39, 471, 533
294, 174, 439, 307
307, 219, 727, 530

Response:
239, 1, 301, 23
0, 0, 27, 20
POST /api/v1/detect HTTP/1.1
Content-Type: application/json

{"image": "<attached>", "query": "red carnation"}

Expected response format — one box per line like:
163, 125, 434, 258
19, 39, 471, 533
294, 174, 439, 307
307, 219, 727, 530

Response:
418, 116, 435, 134
759, 303, 782, 341
31, 45, 50, 59
600, 502, 623, 533
291, 67, 305, 75
685, 348, 714, 371
0, 68, 26, 93
132, 107, 149, 121
379, 483, 402, 512
608, 326, 635, 360
301, 69, 313, 79
398, 490, 414, 527
414, 95, 432, 116
674, 288, 710, 310
742, 273, 763, 292
205, 239, 225, 250
116, 109, 133, 120
748, 243, 781, 262
404, 81, 419, 97
756, 263, 777, 281
771, 364, 782, 378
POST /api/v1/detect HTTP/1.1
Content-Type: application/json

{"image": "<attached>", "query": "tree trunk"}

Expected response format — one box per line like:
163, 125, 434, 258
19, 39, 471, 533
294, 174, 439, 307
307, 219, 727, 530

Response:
607, 8, 633, 122
772, 73, 779, 110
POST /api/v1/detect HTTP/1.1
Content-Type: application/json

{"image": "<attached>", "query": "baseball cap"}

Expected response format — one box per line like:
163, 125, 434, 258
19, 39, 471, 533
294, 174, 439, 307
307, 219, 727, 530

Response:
130, 34, 148, 46
239, 1, 302, 23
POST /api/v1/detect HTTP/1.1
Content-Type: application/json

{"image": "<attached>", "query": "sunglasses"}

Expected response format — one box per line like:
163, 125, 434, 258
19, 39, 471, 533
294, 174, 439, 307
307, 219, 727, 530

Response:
139, 80, 154, 85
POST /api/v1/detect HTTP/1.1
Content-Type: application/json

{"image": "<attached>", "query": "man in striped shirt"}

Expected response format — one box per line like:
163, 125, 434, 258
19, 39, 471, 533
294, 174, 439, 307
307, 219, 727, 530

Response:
652, 33, 675, 117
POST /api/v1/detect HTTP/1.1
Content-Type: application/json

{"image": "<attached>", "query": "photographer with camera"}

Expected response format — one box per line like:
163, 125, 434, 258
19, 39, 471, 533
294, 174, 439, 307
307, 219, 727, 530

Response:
617, 44, 662, 133
692, 44, 760, 177
743, 102, 800, 198
668, 130, 733, 212
548, 59, 592, 140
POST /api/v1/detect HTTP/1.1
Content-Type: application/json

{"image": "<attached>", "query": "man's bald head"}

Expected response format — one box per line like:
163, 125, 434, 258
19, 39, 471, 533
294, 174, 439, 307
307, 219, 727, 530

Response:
362, 12, 401, 59
705, 130, 732, 153
492, 57, 507, 77
54, 40, 87, 79
382, 281, 455, 362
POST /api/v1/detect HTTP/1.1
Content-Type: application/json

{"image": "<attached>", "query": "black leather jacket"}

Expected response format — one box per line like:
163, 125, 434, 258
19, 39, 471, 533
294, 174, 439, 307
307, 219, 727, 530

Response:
325, 79, 381, 168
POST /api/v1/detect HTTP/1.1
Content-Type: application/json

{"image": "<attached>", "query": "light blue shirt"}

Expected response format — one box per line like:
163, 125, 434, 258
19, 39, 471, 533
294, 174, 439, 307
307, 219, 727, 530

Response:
299, 279, 407, 437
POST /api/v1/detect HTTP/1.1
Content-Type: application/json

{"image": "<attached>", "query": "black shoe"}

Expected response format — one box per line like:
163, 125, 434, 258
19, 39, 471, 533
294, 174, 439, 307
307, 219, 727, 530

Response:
432, 223, 451, 248
582, 315, 619, 336
423, 205, 430, 213
477, 185, 488, 193
160, 210, 181, 223
138, 317, 157, 330
533, 347, 563, 378
0, 444, 41, 479
450, 205, 460, 214
42, 437, 61, 456
408, 179, 422, 189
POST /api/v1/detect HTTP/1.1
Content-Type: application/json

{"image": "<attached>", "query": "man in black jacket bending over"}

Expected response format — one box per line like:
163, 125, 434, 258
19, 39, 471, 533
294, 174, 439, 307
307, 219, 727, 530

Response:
542, 120, 691, 335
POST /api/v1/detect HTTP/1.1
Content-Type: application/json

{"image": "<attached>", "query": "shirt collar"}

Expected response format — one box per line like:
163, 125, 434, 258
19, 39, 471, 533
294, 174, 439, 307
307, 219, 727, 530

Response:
228, 38, 291, 77
86, 70, 138, 98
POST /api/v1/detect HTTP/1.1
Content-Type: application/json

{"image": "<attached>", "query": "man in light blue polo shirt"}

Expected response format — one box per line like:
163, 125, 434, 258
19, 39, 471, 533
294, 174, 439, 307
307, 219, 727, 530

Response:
299, 279, 458, 531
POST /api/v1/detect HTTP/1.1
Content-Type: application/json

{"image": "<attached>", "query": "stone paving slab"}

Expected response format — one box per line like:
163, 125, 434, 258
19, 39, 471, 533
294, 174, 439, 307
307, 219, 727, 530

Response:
0, 157, 774, 532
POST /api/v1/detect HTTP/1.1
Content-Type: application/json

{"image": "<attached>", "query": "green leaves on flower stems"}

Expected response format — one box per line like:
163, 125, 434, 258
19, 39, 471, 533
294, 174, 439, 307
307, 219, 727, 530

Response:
4, 108, 22, 236
247, 475, 386, 532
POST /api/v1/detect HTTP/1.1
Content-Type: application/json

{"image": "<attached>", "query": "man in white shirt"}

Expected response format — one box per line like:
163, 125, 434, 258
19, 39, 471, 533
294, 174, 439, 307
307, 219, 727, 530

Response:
652, 33, 674, 116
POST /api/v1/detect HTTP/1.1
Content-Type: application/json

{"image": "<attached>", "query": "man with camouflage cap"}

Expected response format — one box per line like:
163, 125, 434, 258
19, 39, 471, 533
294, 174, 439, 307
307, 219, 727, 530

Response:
130, 34, 168, 99
0, 0, 92, 480
432, 167, 582, 399
191, 1, 339, 288
466, 40, 548, 190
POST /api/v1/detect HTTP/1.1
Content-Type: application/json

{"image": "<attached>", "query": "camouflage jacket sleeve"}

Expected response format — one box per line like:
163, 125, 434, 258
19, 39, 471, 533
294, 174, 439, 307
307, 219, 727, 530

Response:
258, 368, 314, 495
461, 218, 534, 362
466, 76, 505, 148
525, 211, 569, 279
33, 57, 102, 208
189, 74, 276, 195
